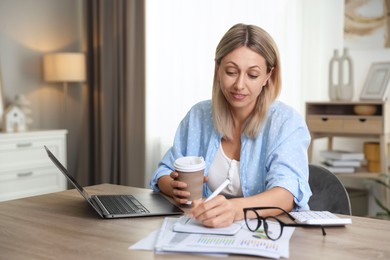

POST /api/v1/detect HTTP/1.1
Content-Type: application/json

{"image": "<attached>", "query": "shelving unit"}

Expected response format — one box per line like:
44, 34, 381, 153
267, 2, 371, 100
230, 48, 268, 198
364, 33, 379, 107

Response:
306, 101, 390, 213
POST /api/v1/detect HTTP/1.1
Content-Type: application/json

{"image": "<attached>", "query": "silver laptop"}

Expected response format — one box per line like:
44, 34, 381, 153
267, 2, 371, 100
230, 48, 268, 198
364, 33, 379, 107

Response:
45, 146, 183, 218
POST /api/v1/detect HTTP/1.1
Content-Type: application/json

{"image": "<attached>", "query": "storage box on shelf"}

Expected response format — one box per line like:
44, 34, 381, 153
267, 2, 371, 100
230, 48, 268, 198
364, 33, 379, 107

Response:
305, 101, 390, 214
0, 130, 67, 201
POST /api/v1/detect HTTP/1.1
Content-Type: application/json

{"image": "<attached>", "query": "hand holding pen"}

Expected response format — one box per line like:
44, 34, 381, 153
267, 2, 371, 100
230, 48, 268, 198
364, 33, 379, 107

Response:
187, 179, 237, 228
204, 179, 231, 202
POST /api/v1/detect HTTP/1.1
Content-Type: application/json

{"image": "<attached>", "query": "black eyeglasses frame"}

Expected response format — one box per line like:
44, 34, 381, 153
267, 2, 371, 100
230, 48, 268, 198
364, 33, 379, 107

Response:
243, 206, 326, 241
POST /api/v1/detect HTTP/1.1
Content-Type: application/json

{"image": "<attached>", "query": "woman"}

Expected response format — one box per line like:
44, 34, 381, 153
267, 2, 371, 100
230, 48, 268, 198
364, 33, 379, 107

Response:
150, 23, 311, 228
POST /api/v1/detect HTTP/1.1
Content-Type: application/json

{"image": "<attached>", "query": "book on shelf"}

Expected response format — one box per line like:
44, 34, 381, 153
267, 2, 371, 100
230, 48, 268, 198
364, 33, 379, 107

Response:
322, 164, 356, 173
323, 159, 363, 167
320, 150, 365, 161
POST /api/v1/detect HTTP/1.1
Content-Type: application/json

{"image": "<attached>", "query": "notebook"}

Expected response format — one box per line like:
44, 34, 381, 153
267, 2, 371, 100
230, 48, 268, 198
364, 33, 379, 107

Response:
44, 146, 183, 219
173, 216, 244, 235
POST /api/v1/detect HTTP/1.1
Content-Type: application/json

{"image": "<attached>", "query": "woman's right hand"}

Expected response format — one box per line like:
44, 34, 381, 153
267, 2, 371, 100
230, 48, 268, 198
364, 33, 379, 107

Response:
168, 172, 208, 205
158, 172, 208, 205
169, 171, 191, 204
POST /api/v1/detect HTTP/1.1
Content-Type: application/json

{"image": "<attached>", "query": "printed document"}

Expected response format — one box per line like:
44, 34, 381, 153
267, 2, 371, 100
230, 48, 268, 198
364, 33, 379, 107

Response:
130, 217, 294, 259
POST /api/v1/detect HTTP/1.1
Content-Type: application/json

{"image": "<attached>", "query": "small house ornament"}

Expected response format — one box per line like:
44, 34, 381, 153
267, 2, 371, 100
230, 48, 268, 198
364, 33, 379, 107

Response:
4, 104, 26, 132
14, 94, 33, 128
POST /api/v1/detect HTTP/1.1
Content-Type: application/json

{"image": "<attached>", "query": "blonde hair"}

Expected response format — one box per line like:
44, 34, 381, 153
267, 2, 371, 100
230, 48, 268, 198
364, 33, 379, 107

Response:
212, 23, 282, 140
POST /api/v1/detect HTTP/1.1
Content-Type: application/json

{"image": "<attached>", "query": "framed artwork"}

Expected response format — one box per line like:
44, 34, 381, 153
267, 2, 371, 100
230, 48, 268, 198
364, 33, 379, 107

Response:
360, 62, 390, 100
344, 0, 390, 49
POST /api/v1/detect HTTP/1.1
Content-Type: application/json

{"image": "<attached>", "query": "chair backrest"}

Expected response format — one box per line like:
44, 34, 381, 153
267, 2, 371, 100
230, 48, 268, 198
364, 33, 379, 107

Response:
308, 164, 352, 215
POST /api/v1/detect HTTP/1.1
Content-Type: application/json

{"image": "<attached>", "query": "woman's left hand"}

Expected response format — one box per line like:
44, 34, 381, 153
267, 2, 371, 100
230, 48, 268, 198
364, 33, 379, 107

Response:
189, 195, 239, 228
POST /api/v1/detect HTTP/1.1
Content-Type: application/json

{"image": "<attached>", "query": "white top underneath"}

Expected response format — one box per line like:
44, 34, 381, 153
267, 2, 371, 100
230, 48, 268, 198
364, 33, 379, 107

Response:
208, 145, 242, 198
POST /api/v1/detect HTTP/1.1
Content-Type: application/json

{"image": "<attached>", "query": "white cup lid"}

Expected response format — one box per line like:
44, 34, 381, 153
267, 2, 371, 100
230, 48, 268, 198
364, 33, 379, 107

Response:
174, 156, 205, 172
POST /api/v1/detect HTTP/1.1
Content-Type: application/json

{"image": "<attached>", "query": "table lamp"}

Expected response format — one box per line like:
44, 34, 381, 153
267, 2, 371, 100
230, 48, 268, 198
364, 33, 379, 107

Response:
43, 52, 86, 116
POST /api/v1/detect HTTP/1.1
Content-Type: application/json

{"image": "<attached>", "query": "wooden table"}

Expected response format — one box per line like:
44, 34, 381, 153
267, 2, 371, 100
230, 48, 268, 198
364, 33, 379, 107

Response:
1, 184, 389, 259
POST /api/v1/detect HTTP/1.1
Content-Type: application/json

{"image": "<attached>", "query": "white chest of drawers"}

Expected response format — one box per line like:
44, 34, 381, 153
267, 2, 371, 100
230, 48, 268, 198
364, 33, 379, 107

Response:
0, 130, 67, 201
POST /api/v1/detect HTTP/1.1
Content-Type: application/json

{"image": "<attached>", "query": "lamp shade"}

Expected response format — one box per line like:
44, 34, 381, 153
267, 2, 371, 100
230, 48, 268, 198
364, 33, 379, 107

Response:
43, 53, 86, 82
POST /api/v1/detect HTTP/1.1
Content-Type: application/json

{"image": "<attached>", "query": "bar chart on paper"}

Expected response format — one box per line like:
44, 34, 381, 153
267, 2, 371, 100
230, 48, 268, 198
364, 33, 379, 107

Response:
239, 238, 279, 251
196, 236, 235, 246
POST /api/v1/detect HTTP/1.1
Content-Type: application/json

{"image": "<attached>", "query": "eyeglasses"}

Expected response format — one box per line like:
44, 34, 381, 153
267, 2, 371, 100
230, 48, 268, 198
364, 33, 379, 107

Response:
243, 206, 326, 241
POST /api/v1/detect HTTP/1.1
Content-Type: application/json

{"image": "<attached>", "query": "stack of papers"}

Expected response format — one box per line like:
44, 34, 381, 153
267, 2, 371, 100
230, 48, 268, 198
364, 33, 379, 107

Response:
130, 217, 295, 258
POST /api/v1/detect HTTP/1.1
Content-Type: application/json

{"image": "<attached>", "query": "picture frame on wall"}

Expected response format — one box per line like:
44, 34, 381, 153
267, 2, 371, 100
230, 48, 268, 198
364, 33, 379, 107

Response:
360, 62, 390, 101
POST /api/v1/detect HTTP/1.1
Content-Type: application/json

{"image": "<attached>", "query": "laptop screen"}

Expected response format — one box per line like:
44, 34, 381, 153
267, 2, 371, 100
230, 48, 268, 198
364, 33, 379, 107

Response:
44, 146, 91, 200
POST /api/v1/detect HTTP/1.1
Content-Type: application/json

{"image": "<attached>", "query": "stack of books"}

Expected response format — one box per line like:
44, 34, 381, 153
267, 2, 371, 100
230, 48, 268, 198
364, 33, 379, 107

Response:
320, 150, 365, 173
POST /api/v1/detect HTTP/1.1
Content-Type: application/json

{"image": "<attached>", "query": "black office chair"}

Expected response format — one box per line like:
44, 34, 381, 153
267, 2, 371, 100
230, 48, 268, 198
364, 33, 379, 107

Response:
308, 164, 352, 215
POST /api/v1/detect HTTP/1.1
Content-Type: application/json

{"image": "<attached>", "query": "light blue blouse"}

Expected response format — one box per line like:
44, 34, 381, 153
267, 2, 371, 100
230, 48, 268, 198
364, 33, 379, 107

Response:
150, 100, 312, 210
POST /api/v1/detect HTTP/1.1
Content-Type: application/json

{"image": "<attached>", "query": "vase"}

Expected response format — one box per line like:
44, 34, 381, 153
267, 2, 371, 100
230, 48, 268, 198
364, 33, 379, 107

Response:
337, 48, 354, 101
328, 49, 340, 101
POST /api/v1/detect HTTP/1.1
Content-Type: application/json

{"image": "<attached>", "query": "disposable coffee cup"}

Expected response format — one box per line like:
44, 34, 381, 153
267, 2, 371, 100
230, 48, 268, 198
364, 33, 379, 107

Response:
174, 156, 205, 204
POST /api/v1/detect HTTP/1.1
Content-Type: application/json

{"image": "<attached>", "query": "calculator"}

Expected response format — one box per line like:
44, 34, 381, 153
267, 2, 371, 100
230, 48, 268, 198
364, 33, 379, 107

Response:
290, 211, 352, 226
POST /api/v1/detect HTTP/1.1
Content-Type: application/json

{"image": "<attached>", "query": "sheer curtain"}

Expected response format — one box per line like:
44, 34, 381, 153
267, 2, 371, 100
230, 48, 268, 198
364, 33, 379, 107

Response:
77, 0, 145, 187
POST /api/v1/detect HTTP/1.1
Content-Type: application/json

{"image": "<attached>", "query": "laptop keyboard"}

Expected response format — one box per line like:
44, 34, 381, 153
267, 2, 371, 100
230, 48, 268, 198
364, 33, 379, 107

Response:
97, 195, 149, 215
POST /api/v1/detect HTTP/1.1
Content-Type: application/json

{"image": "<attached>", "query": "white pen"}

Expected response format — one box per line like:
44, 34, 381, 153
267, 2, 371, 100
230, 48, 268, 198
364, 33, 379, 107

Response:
183, 178, 231, 224
205, 178, 231, 202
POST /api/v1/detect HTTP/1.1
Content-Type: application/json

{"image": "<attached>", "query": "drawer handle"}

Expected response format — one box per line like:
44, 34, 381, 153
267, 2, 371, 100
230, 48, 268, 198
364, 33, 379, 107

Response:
16, 142, 33, 148
359, 118, 367, 123
321, 117, 328, 122
17, 172, 33, 178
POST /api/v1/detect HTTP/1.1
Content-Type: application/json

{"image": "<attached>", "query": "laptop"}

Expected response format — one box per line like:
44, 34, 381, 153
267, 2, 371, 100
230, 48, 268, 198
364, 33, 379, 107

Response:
44, 146, 183, 218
